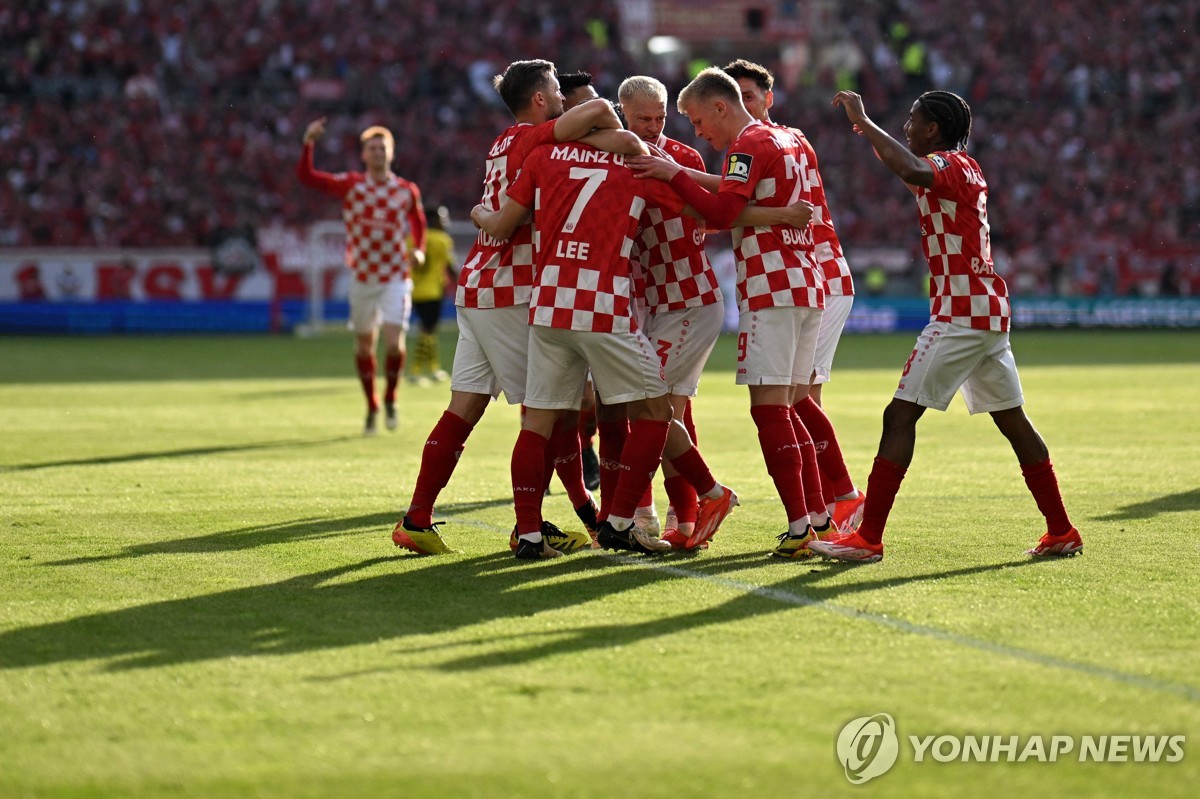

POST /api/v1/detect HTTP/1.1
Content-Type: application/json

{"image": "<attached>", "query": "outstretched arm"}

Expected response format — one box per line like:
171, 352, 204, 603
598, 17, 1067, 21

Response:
627, 154, 721, 191
832, 91, 933, 188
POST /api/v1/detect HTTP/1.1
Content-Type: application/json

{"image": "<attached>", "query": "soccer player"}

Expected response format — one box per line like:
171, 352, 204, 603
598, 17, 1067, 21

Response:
810, 90, 1082, 562
629, 68, 834, 558
558, 70, 599, 109
408, 204, 456, 384
473, 137, 738, 559
297, 119, 425, 435
617, 74, 733, 550
722, 59, 866, 539
393, 59, 632, 556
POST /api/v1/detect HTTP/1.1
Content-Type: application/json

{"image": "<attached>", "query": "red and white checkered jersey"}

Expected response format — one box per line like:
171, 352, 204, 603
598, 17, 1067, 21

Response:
720, 122, 824, 313
506, 142, 685, 333
771, 122, 854, 297
296, 145, 425, 284
917, 151, 1009, 332
456, 121, 558, 308
638, 137, 723, 313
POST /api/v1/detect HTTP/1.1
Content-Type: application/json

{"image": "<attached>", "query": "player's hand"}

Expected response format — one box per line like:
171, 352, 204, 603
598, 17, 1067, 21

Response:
408, 250, 426, 271
831, 91, 867, 125
644, 143, 676, 163
303, 118, 327, 145
783, 199, 815, 229
627, 154, 680, 181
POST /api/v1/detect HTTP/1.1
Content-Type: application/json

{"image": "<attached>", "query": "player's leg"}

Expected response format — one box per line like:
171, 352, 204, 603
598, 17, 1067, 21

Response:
410, 300, 439, 383
515, 325, 594, 558
578, 380, 601, 491
813, 323, 978, 562
594, 394, 628, 522
653, 304, 734, 548
397, 306, 514, 547
378, 282, 411, 429
736, 308, 820, 555
797, 294, 863, 529
348, 283, 383, 434
965, 335, 1081, 557
582, 330, 673, 554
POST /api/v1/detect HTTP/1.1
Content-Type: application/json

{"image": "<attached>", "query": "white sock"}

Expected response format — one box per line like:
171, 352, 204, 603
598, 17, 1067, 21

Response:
608, 515, 633, 530
787, 518, 809, 536
835, 488, 861, 502
518, 531, 542, 543
810, 511, 831, 530
702, 483, 724, 500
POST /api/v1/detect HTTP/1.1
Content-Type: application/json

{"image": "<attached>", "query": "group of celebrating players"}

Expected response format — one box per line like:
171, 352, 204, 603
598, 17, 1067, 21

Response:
299, 57, 1084, 564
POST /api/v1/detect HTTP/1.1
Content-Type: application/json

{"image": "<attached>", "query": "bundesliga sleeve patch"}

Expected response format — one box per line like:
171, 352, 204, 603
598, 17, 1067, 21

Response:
928, 154, 949, 170
725, 153, 753, 183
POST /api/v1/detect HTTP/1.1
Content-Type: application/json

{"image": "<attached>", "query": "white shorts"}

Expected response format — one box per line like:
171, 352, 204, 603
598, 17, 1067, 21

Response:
525, 325, 668, 410
735, 306, 823, 386
895, 321, 1025, 414
449, 304, 529, 404
348, 279, 412, 334
811, 294, 854, 384
644, 302, 724, 396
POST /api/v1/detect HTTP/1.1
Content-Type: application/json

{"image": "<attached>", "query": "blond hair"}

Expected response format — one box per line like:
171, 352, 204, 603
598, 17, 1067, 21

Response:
360, 125, 394, 158
676, 67, 741, 114
618, 75, 667, 105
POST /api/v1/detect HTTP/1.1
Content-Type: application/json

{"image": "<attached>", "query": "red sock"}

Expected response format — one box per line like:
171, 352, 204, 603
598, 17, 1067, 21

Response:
793, 397, 854, 497
406, 411, 474, 527
540, 420, 561, 495
790, 413, 827, 520
1021, 458, 1074, 535
553, 423, 591, 508
821, 463, 838, 511
668, 446, 718, 496
663, 475, 699, 524
384, 352, 404, 404
857, 456, 907, 545
639, 483, 655, 512
512, 429, 547, 535
683, 399, 698, 447
750, 404, 808, 523
578, 405, 597, 449
355, 354, 378, 412
610, 419, 670, 520
597, 419, 629, 520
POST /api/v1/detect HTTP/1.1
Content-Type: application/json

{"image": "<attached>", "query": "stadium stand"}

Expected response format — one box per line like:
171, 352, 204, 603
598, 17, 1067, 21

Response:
1, 0, 1196, 296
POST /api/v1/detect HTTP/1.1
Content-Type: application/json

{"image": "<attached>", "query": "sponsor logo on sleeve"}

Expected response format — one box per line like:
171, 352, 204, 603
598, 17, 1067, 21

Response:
929, 154, 949, 170
726, 153, 754, 182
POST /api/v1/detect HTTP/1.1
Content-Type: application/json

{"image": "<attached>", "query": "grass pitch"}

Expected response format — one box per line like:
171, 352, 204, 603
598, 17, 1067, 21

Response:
1, 330, 1197, 798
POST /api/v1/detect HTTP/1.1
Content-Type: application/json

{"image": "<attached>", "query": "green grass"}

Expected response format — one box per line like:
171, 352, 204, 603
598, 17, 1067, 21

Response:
1, 330, 1198, 798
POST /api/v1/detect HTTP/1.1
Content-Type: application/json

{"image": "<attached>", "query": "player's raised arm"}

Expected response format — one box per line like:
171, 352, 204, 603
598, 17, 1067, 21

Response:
832, 91, 933, 188
296, 117, 353, 195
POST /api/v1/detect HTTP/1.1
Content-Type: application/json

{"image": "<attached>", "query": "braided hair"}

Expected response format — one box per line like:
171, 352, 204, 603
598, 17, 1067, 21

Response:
916, 91, 972, 151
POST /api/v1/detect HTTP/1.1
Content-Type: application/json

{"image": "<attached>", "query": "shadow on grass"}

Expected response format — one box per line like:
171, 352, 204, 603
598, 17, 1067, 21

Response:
3, 436, 357, 472
43, 512, 404, 566
1092, 488, 1200, 522
42, 503, 517, 566
0, 549, 1043, 673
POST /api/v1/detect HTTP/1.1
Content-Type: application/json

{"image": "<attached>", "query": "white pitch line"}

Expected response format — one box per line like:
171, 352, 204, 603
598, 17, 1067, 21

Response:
605, 553, 1200, 703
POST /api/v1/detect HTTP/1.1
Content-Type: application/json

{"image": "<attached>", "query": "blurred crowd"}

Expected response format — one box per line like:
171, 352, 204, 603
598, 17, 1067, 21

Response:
2, 0, 1196, 297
